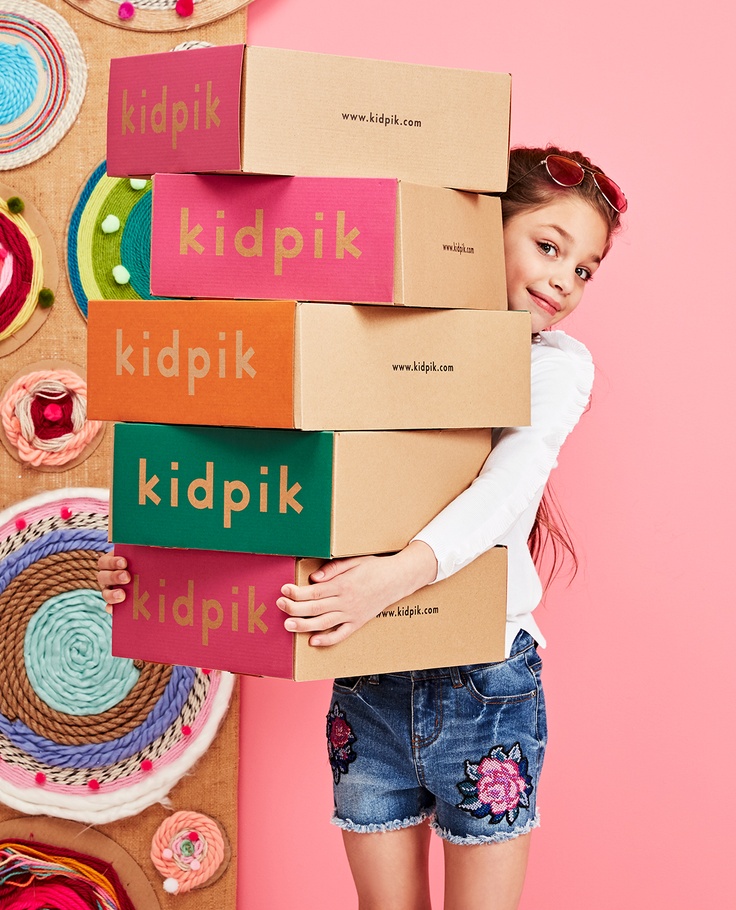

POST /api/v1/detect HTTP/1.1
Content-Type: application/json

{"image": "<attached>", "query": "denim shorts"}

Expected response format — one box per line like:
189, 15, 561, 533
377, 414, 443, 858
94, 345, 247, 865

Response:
326, 631, 546, 844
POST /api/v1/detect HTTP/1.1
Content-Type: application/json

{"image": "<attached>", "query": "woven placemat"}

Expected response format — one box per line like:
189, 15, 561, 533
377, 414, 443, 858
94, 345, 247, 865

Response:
0, 0, 88, 170
62, 0, 254, 33
0, 5, 248, 907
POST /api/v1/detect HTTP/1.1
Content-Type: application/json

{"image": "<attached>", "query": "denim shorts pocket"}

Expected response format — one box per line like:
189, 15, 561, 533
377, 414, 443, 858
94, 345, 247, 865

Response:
461, 657, 538, 706
333, 676, 365, 694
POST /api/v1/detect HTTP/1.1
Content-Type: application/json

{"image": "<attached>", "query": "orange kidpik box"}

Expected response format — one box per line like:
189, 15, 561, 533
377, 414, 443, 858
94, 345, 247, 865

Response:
86, 299, 531, 430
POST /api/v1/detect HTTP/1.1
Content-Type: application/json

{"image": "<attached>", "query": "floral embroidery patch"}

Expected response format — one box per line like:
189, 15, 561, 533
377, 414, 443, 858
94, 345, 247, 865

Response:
326, 702, 357, 784
456, 742, 533, 826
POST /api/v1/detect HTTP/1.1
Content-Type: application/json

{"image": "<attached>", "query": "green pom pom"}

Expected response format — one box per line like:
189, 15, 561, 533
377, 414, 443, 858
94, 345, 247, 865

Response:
7, 196, 25, 215
38, 288, 55, 309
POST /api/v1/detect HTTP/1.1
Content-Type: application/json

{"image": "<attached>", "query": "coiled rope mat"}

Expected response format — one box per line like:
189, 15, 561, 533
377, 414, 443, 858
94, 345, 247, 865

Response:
0, 0, 87, 170
0, 489, 235, 824
0, 362, 104, 469
0, 816, 160, 908
0, 184, 58, 357
66, 162, 163, 320
61, 0, 254, 33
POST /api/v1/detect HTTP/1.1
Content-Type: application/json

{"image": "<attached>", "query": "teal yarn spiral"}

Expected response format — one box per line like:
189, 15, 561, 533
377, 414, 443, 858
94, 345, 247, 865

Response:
0, 42, 39, 126
24, 588, 140, 716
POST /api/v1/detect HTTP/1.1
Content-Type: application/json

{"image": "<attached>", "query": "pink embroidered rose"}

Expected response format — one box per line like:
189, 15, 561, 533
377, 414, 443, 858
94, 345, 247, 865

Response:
475, 757, 526, 813
329, 717, 352, 748
456, 743, 534, 826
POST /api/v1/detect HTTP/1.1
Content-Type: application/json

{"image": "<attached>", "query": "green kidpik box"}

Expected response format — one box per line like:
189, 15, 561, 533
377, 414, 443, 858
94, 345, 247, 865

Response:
111, 423, 493, 559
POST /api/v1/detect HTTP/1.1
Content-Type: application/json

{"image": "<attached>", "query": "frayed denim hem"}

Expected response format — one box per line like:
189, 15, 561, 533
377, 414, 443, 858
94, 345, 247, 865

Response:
331, 808, 434, 835
430, 811, 540, 845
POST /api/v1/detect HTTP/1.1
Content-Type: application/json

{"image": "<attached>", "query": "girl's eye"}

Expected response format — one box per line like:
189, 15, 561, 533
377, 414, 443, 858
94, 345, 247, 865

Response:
537, 241, 557, 256
575, 266, 593, 282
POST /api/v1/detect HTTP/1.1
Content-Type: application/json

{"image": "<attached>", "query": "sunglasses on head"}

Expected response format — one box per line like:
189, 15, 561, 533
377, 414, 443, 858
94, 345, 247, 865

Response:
508, 154, 628, 214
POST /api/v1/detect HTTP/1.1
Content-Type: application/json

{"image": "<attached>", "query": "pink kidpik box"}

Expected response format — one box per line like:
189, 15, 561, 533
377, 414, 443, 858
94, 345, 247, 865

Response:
111, 544, 508, 681
107, 44, 244, 176
150, 174, 506, 308
107, 44, 511, 192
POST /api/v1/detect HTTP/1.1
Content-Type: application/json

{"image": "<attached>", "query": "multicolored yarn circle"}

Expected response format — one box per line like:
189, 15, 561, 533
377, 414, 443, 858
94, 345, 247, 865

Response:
0, 839, 137, 909
0, 0, 87, 170
0, 194, 45, 343
0, 489, 235, 824
0, 367, 103, 468
151, 810, 228, 894
61, 0, 253, 33
67, 162, 166, 319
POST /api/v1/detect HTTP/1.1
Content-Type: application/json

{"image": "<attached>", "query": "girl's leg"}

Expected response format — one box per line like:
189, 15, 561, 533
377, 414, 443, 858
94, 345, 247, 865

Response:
442, 832, 531, 910
342, 822, 433, 910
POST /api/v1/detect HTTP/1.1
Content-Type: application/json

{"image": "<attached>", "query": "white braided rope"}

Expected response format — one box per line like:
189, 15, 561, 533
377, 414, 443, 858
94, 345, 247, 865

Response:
104, 0, 202, 7
0, 0, 87, 170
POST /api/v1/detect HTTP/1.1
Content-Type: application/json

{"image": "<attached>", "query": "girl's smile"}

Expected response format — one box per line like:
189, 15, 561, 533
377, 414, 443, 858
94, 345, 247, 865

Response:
503, 197, 609, 333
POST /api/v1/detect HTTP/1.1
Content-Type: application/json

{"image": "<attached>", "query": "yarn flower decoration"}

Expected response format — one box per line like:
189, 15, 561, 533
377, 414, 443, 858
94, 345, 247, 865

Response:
456, 743, 533, 826
326, 702, 357, 784
0, 369, 102, 468
150, 810, 228, 894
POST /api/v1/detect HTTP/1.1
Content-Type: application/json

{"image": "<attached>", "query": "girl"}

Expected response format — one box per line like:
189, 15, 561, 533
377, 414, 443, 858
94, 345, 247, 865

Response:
98, 145, 625, 910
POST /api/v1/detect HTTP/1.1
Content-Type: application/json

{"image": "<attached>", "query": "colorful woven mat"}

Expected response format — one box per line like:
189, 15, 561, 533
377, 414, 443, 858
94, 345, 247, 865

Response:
0, 0, 87, 170
0, 816, 161, 909
67, 162, 164, 319
61, 0, 253, 33
0, 489, 235, 824
0, 364, 103, 469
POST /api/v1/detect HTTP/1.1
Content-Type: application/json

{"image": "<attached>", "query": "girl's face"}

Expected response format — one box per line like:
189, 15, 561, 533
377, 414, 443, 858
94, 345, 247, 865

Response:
503, 197, 609, 333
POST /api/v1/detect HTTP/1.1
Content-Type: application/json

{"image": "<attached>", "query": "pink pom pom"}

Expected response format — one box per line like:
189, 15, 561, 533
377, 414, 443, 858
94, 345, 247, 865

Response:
181, 725, 192, 737
35, 772, 46, 785
162, 847, 174, 860
88, 778, 100, 791
141, 759, 153, 772
60, 507, 73, 520
118, 1, 135, 19
188, 831, 199, 842
15, 518, 26, 531
43, 403, 63, 423
190, 859, 201, 871
175, 0, 194, 16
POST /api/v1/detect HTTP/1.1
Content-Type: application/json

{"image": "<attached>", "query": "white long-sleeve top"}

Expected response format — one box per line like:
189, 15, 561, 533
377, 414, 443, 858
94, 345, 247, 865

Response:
413, 330, 595, 657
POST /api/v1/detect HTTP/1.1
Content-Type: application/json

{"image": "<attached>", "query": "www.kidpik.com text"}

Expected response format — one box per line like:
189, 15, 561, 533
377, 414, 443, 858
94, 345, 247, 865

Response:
341, 111, 422, 127
378, 604, 440, 619
392, 361, 454, 373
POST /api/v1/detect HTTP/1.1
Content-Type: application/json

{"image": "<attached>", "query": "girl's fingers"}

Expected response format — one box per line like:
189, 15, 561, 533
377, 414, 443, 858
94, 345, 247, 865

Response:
98, 570, 130, 588
101, 586, 126, 606
283, 612, 343, 634
277, 591, 338, 616
97, 553, 127, 571
308, 623, 355, 648
280, 581, 336, 603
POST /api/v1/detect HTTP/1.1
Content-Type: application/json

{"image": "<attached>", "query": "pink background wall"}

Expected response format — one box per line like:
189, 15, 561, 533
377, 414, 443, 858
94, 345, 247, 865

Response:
238, 1, 733, 906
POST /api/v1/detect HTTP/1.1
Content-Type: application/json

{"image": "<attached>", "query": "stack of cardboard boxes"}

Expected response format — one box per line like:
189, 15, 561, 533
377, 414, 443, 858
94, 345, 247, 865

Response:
87, 45, 531, 680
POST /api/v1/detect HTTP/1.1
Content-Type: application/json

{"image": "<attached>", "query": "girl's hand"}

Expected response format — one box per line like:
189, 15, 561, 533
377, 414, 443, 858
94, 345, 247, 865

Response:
277, 540, 437, 647
97, 553, 130, 614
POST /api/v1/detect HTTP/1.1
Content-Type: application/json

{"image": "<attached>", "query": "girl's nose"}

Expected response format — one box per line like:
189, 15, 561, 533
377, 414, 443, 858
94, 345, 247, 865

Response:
551, 270, 573, 295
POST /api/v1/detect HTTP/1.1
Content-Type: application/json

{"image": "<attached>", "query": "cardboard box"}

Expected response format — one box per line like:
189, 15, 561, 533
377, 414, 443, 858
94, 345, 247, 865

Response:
111, 544, 508, 680
111, 423, 492, 558
150, 175, 506, 308
87, 299, 531, 430
107, 44, 511, 193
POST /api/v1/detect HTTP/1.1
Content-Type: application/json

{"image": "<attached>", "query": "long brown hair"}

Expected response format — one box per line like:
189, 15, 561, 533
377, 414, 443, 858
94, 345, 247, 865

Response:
502, 145, 621, 585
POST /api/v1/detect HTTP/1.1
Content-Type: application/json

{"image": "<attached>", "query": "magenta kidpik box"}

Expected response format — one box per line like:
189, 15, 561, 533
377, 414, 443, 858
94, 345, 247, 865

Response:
150, 173, 506, 308
111, 544, 508, 681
